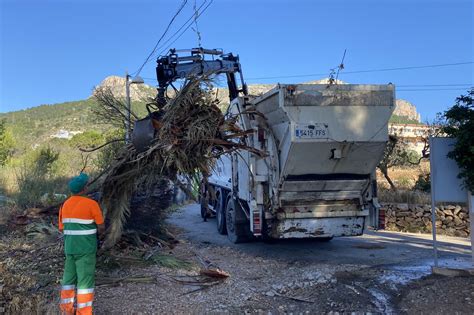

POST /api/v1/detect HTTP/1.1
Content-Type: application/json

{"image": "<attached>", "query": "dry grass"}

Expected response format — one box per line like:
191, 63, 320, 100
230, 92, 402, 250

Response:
377, 161, 429, 189
0, 167, 16, 195
378, 188, 430, 204
0, 231, 63, 313
377, 161, 431, 204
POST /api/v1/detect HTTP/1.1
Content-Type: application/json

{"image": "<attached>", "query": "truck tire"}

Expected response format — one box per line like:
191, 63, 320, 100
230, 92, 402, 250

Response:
199, 183, 210, 219
317, 236, 333, 242
215, 188, 227, 235
262, 217, 276, 244
225, 198, 251, 243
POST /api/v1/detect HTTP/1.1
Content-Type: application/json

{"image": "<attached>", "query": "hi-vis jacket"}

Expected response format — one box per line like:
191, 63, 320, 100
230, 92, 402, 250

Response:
59, 196, 104, 254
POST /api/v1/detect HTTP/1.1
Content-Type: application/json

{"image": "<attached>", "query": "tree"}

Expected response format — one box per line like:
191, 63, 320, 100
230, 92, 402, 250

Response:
379, 115, 445, 190
378, 135, 420, 190
92, 86, 138, 129
0, 119, 15, 166
443, 88, 474, 192
69, 130, 104, 149
95, 129, 125, 171
16, 146, 61, 208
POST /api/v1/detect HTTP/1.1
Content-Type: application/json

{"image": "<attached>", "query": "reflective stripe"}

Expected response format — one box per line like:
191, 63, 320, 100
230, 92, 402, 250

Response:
61, 285, 75, 290
77, 301, 93, 308
60, 298, 75, 304
63, 218, 94, 224
63, 229, 97, 235
77, 288, 94, 294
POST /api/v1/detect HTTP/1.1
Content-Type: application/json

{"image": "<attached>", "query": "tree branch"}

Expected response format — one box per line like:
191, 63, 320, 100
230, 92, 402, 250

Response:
79, 139, 124, 153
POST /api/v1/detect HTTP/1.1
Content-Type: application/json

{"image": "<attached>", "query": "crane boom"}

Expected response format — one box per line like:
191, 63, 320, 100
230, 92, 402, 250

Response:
155, 48, 248, 107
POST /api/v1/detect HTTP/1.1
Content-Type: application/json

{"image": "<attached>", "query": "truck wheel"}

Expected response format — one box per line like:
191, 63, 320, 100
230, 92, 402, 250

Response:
199, 183, 209, 219
225, 198, 251, 243
262, 217, 276, 244
216, 189, 227, 235
317, 236, 333, 242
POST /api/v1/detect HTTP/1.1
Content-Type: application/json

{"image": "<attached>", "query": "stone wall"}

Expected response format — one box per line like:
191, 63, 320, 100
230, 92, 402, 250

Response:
382, 203, 470, 238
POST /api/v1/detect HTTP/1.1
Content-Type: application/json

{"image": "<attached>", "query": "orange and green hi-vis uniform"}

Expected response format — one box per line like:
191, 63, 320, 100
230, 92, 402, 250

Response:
58, 195, 104, 315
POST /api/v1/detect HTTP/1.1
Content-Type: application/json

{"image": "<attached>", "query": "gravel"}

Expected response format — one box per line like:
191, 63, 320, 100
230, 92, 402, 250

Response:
93, 224, 474, 314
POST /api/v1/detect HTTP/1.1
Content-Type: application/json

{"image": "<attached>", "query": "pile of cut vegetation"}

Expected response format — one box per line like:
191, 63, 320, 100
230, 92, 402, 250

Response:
0, 219, 62, 313
0, 205, 180, 313
99, 78, 262, 249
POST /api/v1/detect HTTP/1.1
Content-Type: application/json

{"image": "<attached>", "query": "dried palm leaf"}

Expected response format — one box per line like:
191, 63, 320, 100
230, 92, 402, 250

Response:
100, 77, 264, 249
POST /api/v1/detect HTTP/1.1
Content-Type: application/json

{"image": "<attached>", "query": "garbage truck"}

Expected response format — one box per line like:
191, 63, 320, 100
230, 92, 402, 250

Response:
205, 83, 395, 242
133, 48, 395, 243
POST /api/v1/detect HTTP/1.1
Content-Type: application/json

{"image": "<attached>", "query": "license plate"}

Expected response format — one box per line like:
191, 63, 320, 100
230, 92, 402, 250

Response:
294, 123, 328, 139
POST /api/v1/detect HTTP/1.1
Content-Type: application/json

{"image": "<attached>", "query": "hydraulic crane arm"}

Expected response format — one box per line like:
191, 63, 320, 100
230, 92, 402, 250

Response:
132, 48, 248, 152
155, 48, 248, 107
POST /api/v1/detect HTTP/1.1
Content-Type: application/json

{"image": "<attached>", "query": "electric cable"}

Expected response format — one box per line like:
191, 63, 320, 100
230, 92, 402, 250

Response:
246, 61, 474, 81
132, 0, 188, 76
134, 0, 211, 70
155, 0, 213, 57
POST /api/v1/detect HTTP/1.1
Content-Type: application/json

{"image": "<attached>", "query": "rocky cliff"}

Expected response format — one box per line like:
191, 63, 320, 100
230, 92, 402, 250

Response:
95, 76, 421, 121
394, 99, 421, 122
93, 76, 156, 101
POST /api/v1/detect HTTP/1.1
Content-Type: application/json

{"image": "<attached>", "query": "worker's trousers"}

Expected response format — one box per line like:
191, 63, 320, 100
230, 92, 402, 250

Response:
60, 253, 96, 315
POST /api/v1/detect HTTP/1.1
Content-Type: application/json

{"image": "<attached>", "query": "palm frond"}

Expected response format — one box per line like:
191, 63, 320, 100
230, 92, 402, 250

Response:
99, 77, 264, 249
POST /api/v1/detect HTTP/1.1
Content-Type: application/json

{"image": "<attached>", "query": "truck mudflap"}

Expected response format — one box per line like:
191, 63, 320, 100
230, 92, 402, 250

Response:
271, 216, 365, 239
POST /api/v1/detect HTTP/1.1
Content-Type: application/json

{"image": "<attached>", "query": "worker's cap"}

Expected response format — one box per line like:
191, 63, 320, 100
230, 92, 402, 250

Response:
69, 173, 89, 194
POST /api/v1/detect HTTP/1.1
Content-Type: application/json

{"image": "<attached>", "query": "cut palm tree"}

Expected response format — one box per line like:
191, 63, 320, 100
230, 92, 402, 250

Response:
100, 78, 263, 249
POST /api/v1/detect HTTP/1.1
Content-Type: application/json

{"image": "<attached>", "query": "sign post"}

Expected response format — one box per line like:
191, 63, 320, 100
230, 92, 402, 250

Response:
469, 192, 474, 267
429, 137, 470, 270
429, 137, 439, 266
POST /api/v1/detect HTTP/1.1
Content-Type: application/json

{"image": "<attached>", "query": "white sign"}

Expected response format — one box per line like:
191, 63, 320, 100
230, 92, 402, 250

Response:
430, 137, 467, 203
429, 137, 472, 268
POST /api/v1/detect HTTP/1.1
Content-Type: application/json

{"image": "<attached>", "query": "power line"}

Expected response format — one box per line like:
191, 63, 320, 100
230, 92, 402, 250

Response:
397, 88, 471, 91
136, 0, 211, 70
341, 62, 474, 75
246, 61, 474, 81
397, 84, 472, 87
140, 76, 471, 88
132, 0, 188, 76
192, 0, 202, 47
155, 0, 213, 57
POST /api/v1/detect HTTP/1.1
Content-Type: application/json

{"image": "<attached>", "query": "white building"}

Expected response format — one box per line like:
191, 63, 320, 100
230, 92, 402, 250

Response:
388, 123, 433, 155
50, 130, 83, 140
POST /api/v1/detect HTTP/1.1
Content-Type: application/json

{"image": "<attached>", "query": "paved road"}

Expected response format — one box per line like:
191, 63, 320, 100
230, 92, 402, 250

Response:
95, 203, 473, 314
168, 203, 472, 269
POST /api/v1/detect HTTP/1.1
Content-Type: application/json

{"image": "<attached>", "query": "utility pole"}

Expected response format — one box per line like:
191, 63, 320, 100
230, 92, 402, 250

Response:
124, 72, 144, 144
125, 72, 131, 144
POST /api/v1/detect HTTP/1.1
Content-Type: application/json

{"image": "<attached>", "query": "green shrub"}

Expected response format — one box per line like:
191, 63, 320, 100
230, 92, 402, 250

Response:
443, 88, 474, 192
95, 129, 125, 171
414, 173, 431, 192
406, 150, 421, 165
69, 130, 104, 149
15, 147, 68, 208
0, 119, 15, 166
397, 176, 412, 189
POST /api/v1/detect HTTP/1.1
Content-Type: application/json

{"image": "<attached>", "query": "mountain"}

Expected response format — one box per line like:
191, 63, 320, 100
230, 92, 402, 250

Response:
0, 76, 422, 148
93, 76, 156, 101
393, 99, 421, 123
92, 76, 422, 122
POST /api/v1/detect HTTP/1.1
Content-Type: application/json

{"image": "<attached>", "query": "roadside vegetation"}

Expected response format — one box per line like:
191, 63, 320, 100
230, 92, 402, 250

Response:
378, 88, 473, 203
0, 95, 143, 215
0, 88, 472, 221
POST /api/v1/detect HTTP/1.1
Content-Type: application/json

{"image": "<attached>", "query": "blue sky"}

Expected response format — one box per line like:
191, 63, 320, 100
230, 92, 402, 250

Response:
1, 0, 472, 120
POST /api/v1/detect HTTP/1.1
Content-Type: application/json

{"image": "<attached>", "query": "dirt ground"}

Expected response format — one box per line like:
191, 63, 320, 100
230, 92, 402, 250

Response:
91, 204, 473, 314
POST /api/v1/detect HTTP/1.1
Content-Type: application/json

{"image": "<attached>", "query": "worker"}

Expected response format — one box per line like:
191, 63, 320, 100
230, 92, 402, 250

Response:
58, 173, 105, 315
